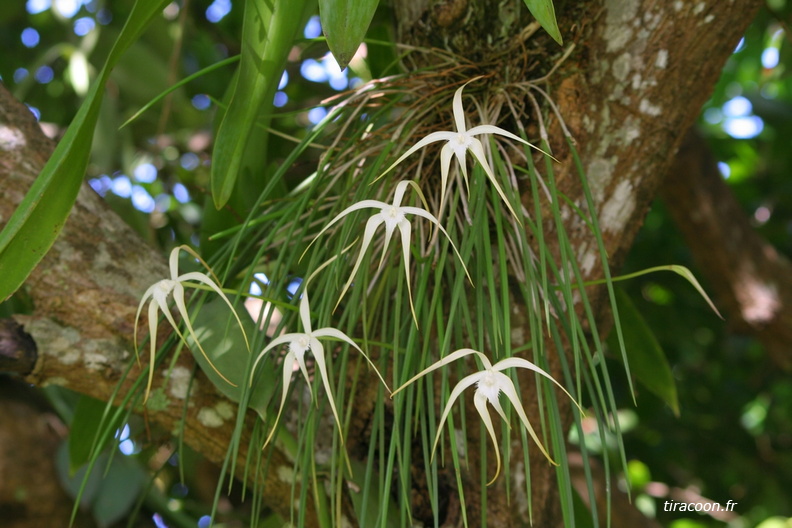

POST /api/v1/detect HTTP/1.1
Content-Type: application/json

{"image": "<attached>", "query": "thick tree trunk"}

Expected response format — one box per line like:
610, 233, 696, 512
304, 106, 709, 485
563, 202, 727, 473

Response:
0, 0, 764, 525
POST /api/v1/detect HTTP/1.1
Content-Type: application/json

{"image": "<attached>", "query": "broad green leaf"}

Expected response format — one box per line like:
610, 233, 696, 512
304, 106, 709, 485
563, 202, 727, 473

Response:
608, 287, 680, 416
187, 297, 277, 417
319, 0, 379, 70
0, 0, 169, 301
523, 0, 563, 45
210, 0, 313, 209
68, 395, 122, 474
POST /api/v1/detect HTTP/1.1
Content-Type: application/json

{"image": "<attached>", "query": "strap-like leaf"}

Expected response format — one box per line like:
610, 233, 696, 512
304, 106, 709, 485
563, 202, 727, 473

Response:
0, 0, 169, 301
319, 0, 380, 70
522, 0, 563, 45
210, 0, 312, 209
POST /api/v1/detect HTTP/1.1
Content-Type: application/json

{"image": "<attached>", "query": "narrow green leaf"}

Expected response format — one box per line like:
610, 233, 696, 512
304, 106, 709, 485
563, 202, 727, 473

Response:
0, 0, 169, 301
582, 264, 723, 319
210, 0, 312, 209
522, 0, 563, 45
608, 288, 680, 416
319, 0, 379, 70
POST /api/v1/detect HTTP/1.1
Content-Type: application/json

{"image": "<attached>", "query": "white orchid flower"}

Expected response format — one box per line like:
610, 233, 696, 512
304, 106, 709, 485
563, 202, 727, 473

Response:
250, 291, 389, 448
134, 245, 250, 402
379, 79, 547, 219
304, 180, 470, 326
392, 348, 583, 485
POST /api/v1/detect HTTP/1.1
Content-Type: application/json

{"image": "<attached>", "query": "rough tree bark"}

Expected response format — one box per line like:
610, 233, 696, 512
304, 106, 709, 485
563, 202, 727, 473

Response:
0, 0, 764, 525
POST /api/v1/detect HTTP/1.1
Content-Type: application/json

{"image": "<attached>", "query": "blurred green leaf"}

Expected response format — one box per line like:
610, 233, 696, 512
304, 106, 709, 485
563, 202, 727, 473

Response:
522, 0, 563, 45
0, 0, 169, 301
609, 287, 680, 416
319, 0, 379, 70
68, 395, 122, 474
91, 454, 146, 528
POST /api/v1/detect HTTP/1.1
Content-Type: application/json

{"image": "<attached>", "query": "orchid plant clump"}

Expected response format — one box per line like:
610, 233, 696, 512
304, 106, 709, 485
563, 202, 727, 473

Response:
132, 75, 590, 514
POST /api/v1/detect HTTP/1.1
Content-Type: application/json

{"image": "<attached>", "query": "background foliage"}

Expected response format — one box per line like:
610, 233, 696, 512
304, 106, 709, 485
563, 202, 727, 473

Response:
1, 0, 791, 527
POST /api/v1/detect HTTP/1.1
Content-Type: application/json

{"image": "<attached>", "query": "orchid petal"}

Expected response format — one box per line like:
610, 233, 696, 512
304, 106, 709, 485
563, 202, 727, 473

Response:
474, 390, 502, 486
299, 293, 312, 335
497, 371, 555, 464
466, 124, 554, 160
261, 349, 296, 448
294, 339, 312, 387
308, 338, 345, 445
301, 199, 389, 261
392, 348, 486, 397
134, 284, 157, 358
466, 137, 520, 221
494, 358, 584, 414
439, 142, 455, 211
396, 218, 418, 326
375, 132, 458, 182
430, 372, 483, 458
144, 297, 159, 400
171, 281, 235, 387
452, 83, 468, 134
399, 206, 471, 283
250, 333, 302, 384
336, 214, 384, 310
177, 271, 251, 351
312, 328, 390, 392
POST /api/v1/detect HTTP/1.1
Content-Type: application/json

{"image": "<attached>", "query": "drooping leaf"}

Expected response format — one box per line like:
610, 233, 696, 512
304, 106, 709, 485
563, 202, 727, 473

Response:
522, 0, 563, 45
609, 287, 680, 416
210, 0, 313, 209
0, 0, 170, 301
319, 0, 379, 70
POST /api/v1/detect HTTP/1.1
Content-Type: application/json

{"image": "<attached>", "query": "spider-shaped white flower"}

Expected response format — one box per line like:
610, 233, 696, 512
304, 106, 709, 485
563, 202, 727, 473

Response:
304, 180, 470, 326
379, 79, 547, 219
134, 245, 249, 401
250, 291, 389, 447
392, 348, 583, 485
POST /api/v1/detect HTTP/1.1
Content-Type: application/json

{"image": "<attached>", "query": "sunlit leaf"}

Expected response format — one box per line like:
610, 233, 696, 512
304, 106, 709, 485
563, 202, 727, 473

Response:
0, 0, 170, 301
319, 0, 379, 70
522, 0, 563, 45
210, 0, 312, 209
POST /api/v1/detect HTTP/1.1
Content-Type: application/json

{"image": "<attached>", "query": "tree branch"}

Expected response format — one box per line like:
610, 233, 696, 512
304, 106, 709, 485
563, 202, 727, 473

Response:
0, 84, 314, 524
660, 130, 792, 370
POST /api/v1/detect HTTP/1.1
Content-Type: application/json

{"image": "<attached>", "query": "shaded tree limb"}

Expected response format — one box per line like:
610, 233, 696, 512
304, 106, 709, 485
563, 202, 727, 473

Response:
661, 130, 792, 371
